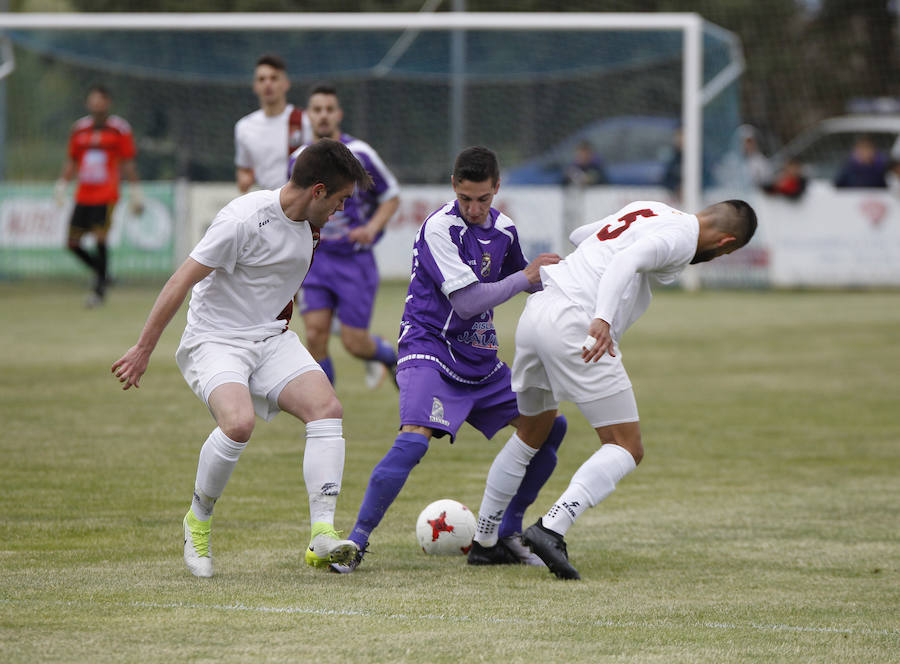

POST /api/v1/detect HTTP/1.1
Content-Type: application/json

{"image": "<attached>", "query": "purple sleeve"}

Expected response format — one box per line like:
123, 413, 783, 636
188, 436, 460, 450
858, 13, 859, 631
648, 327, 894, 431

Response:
448, 271, 531, 320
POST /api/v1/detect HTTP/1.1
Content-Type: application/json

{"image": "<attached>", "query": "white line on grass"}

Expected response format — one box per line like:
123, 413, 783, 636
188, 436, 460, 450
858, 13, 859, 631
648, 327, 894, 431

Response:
5, 599, 895, 638
122, 600, 895, 637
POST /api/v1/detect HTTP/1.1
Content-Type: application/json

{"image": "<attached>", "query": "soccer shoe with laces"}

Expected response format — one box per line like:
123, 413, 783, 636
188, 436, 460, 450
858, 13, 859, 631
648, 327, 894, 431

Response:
183, 510, 213, 578
328, 544, 366, 574
305, 522, 359, 568
502, 533, 547, 567
522, 518, 581, 580
466, 539, 520, 566
364, 361, 388, 389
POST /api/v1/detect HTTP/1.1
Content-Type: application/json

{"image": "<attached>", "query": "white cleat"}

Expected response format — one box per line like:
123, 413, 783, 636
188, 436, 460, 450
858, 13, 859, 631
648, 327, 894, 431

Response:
183, 511, 213, 578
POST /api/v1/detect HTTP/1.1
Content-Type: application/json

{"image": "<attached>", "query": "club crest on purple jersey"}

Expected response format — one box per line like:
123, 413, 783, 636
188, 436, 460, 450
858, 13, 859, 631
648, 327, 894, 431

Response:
480, 252, 492, 277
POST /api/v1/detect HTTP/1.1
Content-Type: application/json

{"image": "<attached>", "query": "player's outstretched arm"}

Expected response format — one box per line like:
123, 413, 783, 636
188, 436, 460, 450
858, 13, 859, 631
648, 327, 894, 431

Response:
111, 258, 213, 390
522, 252, 561, 285
347, 195, 400, 247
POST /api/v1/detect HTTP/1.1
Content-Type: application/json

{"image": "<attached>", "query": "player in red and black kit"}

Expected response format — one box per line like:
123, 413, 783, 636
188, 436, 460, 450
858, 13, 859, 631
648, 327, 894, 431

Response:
56, 85, 141, 307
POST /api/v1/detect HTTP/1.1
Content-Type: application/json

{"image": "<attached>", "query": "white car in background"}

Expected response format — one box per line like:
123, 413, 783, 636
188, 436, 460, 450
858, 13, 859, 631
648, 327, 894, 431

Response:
771, 114, 900, 181
751, 111, 900, 288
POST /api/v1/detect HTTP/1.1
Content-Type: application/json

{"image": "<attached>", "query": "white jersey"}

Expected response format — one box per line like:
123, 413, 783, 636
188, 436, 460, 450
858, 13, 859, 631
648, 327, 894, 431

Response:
234, 104, 312, 190
184, 188, 315, 344
541, 201, 698, 342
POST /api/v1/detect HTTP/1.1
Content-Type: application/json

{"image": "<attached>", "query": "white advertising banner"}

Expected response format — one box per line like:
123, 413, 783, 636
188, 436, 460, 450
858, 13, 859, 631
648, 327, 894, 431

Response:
371, 185, 567, 279
757, 182, 900, 287
181, 181, 900, 287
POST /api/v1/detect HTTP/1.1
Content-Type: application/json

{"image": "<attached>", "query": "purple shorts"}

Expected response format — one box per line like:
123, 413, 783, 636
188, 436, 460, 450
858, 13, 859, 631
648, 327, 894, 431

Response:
299, 250, 379, 329
397, 363, 519, 442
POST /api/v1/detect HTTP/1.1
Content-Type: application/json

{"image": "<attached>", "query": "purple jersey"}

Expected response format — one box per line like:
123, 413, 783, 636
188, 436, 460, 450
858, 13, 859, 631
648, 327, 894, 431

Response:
397, 201, 529, 383
289, 133, 399, 255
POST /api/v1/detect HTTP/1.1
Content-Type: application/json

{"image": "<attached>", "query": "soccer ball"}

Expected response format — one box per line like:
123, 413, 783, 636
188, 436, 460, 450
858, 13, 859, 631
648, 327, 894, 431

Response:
415, 499, 476, 555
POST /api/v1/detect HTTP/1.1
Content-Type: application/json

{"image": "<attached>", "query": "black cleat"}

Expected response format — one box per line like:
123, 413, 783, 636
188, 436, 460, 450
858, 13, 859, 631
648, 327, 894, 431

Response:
522, 519, 581, 580
466, 539, 521, 566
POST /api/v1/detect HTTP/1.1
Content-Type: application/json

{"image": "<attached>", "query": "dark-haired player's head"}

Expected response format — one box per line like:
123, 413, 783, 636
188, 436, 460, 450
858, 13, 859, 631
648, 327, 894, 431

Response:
306, 82, 343, 140
256, 53, 287, 72
291, 138, 372, 196
453, 146, 500, 187
85, 85, 112, 123
253, 53, 290, 110
692, 199, 758, 264
452, 146, 501, 226
289, 138, 373, 227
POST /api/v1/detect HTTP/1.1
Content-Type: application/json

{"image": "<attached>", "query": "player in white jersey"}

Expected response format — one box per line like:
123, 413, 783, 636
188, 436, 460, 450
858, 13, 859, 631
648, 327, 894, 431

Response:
471, 199, 758, 579
111, 139, 373, 578
234, 53, 313, 192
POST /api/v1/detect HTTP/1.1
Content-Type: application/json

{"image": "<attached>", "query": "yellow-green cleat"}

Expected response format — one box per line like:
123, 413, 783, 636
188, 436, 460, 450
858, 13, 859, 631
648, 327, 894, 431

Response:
183, 510, 213, 578
305, 522, 358, 568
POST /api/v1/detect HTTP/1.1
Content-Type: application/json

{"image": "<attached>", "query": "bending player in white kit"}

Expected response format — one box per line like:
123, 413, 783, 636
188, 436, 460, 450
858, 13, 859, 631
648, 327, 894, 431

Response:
111, 139, 373, 578
471, 199, 757, 579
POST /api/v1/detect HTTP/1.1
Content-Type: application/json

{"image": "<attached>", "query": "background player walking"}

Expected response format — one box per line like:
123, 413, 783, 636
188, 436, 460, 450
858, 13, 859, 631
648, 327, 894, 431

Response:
56, 84, 142, 307
290, 83, 401, 389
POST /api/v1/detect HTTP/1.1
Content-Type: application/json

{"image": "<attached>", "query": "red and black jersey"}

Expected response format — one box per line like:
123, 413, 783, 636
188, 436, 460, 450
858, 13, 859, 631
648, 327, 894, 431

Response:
68, 114, 137, 205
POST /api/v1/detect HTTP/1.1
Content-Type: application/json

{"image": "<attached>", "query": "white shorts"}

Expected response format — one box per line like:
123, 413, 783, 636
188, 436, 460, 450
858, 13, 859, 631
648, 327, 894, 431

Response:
176, 330, 322, 421
511, 286, 636, 423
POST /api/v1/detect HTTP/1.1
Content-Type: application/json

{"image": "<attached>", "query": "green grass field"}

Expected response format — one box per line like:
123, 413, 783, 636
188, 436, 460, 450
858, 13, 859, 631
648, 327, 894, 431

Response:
1, 280, 898, 663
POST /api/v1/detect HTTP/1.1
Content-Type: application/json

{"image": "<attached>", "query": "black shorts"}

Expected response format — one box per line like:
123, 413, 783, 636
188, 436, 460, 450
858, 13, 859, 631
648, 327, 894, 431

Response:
69, 203, 114, 234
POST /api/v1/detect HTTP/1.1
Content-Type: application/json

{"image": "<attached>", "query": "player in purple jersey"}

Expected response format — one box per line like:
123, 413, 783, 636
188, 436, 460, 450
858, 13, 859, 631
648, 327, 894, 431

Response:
329, 146, 567, 573
289, 83, 400, 389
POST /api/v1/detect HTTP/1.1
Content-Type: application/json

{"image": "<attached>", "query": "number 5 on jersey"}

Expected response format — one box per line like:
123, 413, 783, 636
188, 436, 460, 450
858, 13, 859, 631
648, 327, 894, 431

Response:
596, 208, 657, 241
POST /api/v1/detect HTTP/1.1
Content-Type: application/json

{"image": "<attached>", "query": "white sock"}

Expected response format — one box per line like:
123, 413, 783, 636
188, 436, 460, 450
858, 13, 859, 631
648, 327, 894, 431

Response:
191, 427, 247, 521
474, 434, 537, 546
303, 418, 345, 527
542, 444, 636, 536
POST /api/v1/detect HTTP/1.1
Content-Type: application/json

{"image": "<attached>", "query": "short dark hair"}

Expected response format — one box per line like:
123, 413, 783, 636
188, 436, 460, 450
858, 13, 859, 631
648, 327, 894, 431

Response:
453, 146, 500, 185
256, 53, 286, 72
308, 82, 339, 99
290, 138, 373, 194
720, 199, 758, 247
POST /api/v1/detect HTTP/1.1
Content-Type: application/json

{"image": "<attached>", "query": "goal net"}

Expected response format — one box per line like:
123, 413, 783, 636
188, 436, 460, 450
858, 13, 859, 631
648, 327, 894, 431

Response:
0, 12, 747, 282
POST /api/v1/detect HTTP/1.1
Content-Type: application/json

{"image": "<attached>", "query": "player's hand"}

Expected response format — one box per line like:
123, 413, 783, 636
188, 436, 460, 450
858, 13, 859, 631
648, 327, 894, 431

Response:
111, 345, 151, 390
523, 253, 562, 284
54, 179, 67, 207
581, 318, 615, 362
347, 224, 377, 247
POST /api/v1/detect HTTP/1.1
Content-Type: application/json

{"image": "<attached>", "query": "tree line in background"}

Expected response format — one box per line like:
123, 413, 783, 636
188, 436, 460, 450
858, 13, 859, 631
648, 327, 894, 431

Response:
9, 0, 898, 157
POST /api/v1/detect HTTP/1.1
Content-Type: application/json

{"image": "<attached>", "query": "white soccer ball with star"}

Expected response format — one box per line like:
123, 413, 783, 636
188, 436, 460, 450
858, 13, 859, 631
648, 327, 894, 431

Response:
415, 498, 476, 555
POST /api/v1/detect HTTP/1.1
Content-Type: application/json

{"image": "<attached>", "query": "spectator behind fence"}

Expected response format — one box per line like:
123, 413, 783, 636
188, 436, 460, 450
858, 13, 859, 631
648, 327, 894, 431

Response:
834, 136, 888, 188
563, 140, 608, 186
763, 157, 808, 200
739, 125, 773, 188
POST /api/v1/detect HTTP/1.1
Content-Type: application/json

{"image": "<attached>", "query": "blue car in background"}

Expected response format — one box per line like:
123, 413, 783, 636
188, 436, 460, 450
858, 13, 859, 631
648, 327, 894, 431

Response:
503, 115, 680, 186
